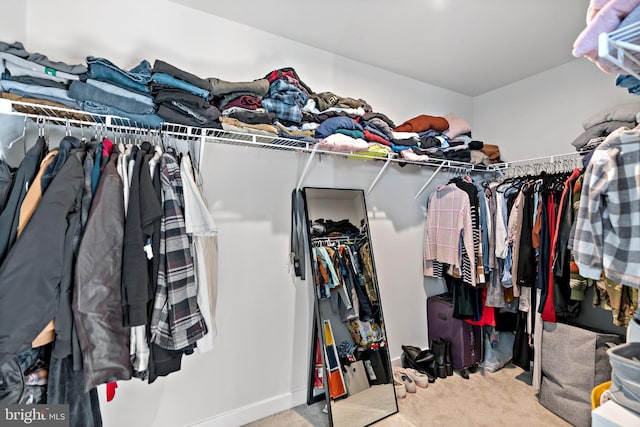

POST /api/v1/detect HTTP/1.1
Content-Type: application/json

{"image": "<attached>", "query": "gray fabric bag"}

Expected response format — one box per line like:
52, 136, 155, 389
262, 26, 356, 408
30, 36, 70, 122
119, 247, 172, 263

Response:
539, 322, 622, 427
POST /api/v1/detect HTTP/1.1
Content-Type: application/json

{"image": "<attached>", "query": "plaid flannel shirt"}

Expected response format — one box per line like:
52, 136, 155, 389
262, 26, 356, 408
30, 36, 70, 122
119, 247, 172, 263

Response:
151, 153, 207, 350
262, 79, 308, 124
571, 127, 640, 288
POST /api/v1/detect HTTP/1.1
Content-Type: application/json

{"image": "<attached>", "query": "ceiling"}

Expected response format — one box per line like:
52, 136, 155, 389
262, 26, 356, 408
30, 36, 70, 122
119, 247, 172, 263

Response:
172, 0, 589, 96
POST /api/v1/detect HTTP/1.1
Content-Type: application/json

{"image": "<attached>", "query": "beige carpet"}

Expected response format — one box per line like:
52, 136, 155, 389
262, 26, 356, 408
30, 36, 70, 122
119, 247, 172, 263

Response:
244, 364, 573, 427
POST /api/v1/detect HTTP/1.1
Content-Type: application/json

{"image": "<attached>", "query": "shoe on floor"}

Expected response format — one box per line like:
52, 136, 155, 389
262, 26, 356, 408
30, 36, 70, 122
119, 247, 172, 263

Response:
397, 367, 429, 388
393, 367, 416, 393
394, 377, 407, 399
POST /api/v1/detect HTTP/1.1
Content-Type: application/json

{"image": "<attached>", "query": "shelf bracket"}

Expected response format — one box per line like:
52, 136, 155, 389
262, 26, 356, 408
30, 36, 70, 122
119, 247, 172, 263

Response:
367, 156, 392, 195
414, 162, 445, 200
296, 144, 319, 190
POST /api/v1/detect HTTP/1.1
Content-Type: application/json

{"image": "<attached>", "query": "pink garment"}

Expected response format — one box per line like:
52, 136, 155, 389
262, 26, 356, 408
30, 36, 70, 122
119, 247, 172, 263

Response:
572, 0, 640, 61
316, 133, 369, 152
102, 138, 113, 157
424, 184, 476, 285
400, 149, 430, 162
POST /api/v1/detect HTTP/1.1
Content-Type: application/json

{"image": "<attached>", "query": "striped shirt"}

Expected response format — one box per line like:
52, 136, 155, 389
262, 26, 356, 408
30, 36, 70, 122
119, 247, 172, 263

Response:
570, 127, 640, 288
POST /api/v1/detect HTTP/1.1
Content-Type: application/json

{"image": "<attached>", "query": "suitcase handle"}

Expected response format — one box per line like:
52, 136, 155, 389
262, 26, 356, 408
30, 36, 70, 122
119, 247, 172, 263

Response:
438, 313, 448, 321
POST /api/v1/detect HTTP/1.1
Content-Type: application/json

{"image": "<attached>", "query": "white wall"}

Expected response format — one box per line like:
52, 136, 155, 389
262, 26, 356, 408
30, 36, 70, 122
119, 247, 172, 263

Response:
473, 58, 636, 161
12, 1, 469, 426
0, 1, 25, 43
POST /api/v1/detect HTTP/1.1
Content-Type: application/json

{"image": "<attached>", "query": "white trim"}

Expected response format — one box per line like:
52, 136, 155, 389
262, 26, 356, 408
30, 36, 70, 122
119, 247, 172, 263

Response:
188, 388, 308, 426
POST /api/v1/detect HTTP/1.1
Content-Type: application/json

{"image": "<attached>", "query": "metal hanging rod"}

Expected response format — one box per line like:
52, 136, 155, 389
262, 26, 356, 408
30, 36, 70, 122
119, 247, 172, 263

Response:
0, 98, 592, 188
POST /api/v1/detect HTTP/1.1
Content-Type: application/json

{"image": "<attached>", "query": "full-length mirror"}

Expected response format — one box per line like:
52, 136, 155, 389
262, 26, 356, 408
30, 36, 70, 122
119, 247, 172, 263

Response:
302, 187, 397, 427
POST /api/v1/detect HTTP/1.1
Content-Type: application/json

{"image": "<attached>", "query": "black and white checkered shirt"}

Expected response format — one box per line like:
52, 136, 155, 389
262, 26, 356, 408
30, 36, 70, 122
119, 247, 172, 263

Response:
571, 127, 640, 289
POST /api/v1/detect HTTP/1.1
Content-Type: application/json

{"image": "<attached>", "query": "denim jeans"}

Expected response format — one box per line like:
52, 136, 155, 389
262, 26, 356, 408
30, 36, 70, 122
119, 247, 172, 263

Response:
82, 101, 165, 128
152, 59, 211, 91
69, 81, 155, 115
615, 74, 640, 94
86, 79, 154, 106
151, 73, 210, 99
47, 356, 102, 427
0, 80, 80, 109
86, 56, 151, 94
157, 104, 220, 128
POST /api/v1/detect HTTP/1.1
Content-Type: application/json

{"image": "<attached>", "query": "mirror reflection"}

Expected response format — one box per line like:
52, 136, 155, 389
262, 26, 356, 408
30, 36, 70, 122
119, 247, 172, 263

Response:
303, 187, 397, 427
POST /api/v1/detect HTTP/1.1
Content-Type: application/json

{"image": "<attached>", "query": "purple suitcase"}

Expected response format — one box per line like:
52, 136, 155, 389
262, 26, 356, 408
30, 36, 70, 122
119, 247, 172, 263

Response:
427, 294, 483, 372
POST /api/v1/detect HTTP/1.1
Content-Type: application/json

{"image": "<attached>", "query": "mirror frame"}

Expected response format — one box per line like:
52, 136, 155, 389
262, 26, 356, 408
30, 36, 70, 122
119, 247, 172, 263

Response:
302, 186, 398, 426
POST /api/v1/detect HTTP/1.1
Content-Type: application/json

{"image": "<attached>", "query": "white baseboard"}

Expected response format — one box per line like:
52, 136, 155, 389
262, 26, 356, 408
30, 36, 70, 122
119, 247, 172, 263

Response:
188, 387, 308, 427
191, 358, 402, 426
390, 354, 402, 368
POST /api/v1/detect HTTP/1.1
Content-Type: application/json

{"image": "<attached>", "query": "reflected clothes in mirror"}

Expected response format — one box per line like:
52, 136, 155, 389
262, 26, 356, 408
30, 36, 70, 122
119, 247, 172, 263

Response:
313, 242, 375, 322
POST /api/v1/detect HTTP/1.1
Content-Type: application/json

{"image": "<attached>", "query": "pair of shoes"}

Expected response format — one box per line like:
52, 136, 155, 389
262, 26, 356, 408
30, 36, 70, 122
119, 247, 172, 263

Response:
394, 377, 407, 399
401, 345, 436, 383
395, 366, 429, 388
430, 338, 453, 378
393, 367, 416, 393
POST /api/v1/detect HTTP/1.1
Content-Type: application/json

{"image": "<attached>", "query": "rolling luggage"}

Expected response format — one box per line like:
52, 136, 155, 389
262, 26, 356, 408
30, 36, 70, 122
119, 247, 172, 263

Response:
427, 293, 483, 375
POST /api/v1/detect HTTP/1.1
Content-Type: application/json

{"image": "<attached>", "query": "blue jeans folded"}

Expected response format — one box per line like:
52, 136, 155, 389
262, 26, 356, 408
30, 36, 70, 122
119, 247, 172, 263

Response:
0, 80, 80, 109
81, 101, 165, 128
151, 73, 210, 99
152, 59, 211, 91
69, 81, 155, 115
615, 74, 640, 94
86, 56, 151, 94
86, 79, 154, 106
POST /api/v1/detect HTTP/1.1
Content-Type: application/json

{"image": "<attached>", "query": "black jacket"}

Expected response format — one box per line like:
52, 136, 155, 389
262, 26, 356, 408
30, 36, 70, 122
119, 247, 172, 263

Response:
0, 149, 85, 366
74, 153, 131, 391
0, 136, 46, 265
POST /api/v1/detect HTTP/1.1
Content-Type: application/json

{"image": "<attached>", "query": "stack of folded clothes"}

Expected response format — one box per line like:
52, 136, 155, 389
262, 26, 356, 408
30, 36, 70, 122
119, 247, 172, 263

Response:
391, 113, 487, 165
261, 67, 310, 129
302, 91, 368, 123
0, 41, 86, 110
571, 103, 639, 154
208, 76, 278, 136
314, 116, 375, 154
69, 56, 164, 128
151, 60, 220, 128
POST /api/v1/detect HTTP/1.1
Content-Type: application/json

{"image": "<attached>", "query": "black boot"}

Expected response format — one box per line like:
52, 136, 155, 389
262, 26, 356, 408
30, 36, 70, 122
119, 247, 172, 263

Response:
443, 338, 453, 376
401, 352, 436, 383
401, 345, 435, 365
430, 338, 447, 379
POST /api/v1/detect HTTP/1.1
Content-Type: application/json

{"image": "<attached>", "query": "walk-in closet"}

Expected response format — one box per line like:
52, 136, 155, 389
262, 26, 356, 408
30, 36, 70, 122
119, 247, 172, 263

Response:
0, 1, 639, 427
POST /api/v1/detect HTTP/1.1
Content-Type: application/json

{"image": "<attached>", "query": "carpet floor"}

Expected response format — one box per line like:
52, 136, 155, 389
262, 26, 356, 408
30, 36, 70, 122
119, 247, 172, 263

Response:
244, 364, 573, 427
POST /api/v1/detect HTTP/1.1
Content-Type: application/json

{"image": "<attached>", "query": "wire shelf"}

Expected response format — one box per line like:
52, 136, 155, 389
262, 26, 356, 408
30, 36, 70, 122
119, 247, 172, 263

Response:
598, 20, 640, 79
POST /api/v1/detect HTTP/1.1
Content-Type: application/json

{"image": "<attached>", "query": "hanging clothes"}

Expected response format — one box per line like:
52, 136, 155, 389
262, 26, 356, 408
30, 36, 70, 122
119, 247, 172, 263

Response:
0, 148, 85, 366
74, 151, 131, 391
0, 136, 47, 264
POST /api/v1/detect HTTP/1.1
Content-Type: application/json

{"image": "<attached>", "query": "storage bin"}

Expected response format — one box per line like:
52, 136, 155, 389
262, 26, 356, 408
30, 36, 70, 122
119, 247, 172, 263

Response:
607, 342, 640, 415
